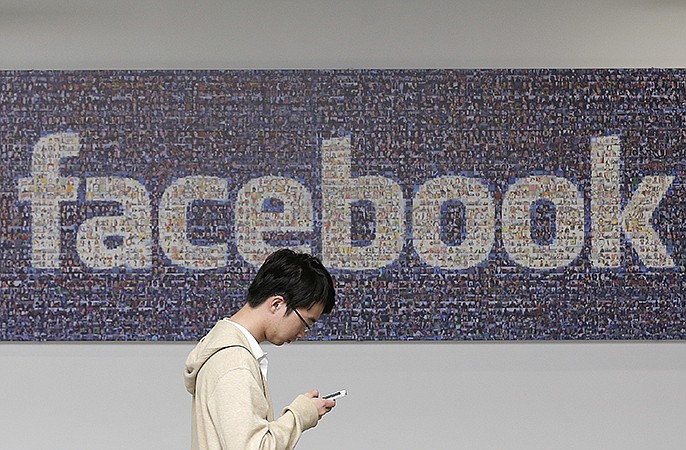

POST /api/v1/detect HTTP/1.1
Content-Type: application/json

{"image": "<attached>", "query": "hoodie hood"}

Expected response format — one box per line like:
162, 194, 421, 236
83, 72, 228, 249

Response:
184, 320, 252, 395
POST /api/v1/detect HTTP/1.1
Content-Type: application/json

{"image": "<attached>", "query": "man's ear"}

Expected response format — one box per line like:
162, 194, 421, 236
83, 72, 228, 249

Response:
269, 295, 285, 313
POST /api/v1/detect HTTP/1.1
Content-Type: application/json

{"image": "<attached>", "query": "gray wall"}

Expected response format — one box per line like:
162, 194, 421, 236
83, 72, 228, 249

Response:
2, 1, 686, 449
2, 342, 686, 449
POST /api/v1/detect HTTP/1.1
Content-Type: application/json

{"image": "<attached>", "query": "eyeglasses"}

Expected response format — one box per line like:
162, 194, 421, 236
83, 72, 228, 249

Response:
292, 308, 312, 331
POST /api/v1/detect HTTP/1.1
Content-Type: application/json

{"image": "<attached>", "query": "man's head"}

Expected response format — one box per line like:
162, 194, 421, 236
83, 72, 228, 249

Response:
246, 249, 335, 342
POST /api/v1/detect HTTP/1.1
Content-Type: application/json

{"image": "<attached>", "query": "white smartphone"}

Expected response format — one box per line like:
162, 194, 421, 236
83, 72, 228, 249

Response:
322, 389, 347, 400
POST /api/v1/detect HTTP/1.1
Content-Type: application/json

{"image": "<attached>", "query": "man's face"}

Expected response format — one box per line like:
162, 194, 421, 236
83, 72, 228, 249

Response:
267, 300, 325, 346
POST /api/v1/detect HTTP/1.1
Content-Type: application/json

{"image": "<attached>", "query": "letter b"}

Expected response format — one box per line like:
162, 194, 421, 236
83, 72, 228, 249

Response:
321, 137, 404, 269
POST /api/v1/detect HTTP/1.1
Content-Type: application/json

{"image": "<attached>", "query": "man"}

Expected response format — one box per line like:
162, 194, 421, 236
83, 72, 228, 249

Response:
184, 248, 337, 450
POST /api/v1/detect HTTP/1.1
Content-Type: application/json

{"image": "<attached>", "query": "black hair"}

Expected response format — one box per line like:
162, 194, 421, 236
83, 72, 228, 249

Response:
246, 248, 335, 314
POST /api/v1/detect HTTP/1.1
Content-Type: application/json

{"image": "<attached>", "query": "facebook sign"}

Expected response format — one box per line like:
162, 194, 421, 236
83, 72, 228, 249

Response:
1, 70, 685, 340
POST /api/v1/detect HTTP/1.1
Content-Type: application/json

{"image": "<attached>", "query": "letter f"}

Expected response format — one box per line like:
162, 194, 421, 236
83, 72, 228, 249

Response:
17, 133, 80, 269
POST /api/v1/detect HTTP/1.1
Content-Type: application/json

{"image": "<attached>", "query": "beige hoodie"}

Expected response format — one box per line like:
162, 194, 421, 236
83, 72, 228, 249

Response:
184, 320, 319, 450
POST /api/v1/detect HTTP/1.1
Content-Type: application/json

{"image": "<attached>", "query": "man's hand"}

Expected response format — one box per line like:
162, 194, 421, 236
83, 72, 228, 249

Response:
304, 389, 336, 419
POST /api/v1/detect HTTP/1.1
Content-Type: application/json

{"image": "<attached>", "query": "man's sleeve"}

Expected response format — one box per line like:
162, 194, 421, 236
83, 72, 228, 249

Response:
207, 366, 319, 450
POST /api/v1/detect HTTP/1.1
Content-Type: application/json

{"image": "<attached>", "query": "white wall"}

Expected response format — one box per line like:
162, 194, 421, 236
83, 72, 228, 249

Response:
2, 1, 686, 449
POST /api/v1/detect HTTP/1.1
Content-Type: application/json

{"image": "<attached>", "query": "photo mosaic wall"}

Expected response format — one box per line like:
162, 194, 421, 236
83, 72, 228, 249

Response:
1, 69, 685, 341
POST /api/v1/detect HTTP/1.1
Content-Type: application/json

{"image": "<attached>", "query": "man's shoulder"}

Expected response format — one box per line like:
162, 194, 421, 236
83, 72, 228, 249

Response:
190, 321, 255, 372
200, 343, 260, 383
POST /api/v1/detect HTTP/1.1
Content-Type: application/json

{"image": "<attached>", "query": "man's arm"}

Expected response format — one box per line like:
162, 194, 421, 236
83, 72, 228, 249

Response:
207, 366, 319, 450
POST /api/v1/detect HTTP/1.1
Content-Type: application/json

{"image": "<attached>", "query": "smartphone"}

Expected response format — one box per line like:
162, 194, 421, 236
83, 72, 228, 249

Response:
322, 389, 347, 400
